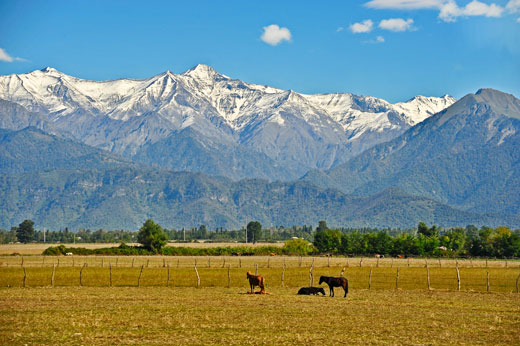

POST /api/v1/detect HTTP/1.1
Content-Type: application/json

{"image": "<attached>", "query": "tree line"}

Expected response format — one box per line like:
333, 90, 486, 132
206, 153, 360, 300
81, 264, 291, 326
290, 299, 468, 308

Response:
3, 219, 520, 258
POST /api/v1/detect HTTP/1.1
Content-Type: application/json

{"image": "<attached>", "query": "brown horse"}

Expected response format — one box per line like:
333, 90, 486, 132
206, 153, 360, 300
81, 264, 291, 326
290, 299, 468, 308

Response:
246, 271, 265, 294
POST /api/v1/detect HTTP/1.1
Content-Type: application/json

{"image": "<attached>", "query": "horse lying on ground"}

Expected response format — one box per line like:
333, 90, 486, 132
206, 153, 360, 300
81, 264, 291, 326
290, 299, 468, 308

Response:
246, 271, 265, 294
319, 276, 349, 298
297, 287, 325, 295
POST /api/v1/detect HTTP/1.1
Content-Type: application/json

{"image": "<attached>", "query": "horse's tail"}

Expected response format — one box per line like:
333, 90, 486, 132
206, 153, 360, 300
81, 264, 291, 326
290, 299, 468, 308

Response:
260, 277, 266, 292
344, 278, 349, 293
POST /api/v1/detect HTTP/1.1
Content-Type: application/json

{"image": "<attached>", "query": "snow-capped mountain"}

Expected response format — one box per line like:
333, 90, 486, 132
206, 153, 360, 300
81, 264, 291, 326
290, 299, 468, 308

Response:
0, 65, 455, 180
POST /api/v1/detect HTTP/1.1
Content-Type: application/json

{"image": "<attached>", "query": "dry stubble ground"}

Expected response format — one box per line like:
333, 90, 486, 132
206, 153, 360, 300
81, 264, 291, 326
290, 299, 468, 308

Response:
0, 287, 519, 345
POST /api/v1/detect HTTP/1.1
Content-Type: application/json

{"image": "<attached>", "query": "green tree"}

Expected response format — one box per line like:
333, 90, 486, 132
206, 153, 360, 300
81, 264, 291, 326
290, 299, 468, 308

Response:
16, 219, 35, 243
282, 238, 315, 256
247, 221, 262, 244
317, 220, 328, 233
137, 219, 167, 253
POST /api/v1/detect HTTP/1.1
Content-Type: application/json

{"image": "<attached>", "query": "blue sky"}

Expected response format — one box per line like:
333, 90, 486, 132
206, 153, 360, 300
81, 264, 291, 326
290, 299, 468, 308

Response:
0, 0, 518, 102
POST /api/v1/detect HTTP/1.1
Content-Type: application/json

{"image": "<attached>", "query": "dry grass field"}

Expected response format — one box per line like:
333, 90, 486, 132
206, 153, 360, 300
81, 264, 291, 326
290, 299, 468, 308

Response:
1, 245, 519, 345
1, 287, 519, 345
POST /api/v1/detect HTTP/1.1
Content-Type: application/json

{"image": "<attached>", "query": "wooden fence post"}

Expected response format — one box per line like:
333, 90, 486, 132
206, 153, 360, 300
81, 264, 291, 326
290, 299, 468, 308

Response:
391, 258, 393, 268
281, 263, 286, 288
407, 258, 410, 267
299, 256, 302, 267
309, 261, 314, 287
132, 257, 135, 268
369, 267, 373, 290
51, 264, 56, 287
487, 271, 490, 292
116, 257, 119, 267
239, 258, 242, 268
267, 257, 270, 268
426, 265, 431, 291
438, 259, 441, 268
138, 265, 144, 287
23, 267, 27, 288
359, 258, 363, 267
222, 258, 226, 269
72, 256, 75, 267
377, 257, 380, 268
194, 263, 200, 288
102, 257, 104, 268
80, 263, 86, 286
255, 263, 258, 275
346, 258, 349, 267
146, 259, 149, 268
166, 264, 170, 287
456, 266, 461, 291
424, 258, 428, 268
227, 264, 231, 288
164, 258, 166, 268
207, 257, 210, 268
340, 267, 345, 277
21, 256, 24, 267
42, 256, 45, 267
515, 273, 519, 293
395, 268, 399, 290
177, 259, 180, 268
57, 257, 60, 267
109, 263, 113, 287
328, 256, 330, 267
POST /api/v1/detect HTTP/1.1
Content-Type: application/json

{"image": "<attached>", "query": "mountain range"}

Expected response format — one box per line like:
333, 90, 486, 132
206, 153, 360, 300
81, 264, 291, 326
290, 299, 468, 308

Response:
0, 66, 518, 230
0, 65, 454, 180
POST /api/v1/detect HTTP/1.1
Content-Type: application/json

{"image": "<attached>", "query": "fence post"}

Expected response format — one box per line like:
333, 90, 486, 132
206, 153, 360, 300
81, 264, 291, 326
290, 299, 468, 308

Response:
346, 258, 349, 267
208, 257, 210, 268
267, 258, 270, 268
516, 273, 519, 293
438, 259, 441, 268
487, 271, 490, 292
138, 265, 144, 287
281, 263, 286, 288
132, 257, 135, 268
255, 263, 258, 276
177, 259, 180, 268
222, 258, 226, 269
340, 267, 345, 277
377, 257, 379, 268
166, 264, 170, 287
424, 258, 428, 268
486, 257, 488, 268
309, 261, 314, 287
51, 264, 56, 287
426, 265, 431, 291
395, 268, 399, 290
164, 258, 166, 268
21, 256, 24, 267
227, 264, 231, 288
42, 256, 45, 267
72, 256, 75, 267
369, 267, 373, 290
391, 258, 393, 268
194, 263, 200, 288
456, 266, 461, 291
146, 259, 149, 268
57, 257, 60, 267
359, 258, 363, 267
239, 258, 242, 268
328, 256, 330, 267
408, 258, 410, 267
109, 263, 113, 287
116, 257, 119, 267
80, 263, 86, 286
102, 257, 104, 268
23, 267, 27, 288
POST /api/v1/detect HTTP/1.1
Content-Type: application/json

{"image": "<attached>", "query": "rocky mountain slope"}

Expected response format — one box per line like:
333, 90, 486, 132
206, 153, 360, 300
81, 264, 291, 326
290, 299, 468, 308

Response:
303, 89, 520, 216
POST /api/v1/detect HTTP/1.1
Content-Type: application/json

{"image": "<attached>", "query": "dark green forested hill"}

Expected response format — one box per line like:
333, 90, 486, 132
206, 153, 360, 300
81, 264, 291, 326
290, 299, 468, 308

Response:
1, 166, 519, 230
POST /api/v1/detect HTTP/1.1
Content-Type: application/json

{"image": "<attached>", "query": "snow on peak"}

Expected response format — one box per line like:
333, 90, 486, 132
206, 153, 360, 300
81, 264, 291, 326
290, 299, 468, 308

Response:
182, 64, 229, 81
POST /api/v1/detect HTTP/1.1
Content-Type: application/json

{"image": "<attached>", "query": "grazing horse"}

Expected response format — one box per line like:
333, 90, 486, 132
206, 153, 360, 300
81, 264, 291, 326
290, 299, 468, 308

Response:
246, 271, 265, 294
319, 276, 349, 298
297, 287, 325, 295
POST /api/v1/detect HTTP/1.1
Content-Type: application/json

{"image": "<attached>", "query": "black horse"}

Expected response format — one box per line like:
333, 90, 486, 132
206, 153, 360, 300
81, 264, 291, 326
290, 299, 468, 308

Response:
319, 276, 349, 297
297, 287, 326, 295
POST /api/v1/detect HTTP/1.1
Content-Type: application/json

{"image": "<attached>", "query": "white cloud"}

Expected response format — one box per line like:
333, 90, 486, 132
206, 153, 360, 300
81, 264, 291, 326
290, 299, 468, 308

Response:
365, 0, 506, 22
379, 18, 415, 31
365, 0, 445, 9
337, 27, 344, 32
517, 17, 520, 22
362, 35, 386, 44
507, 0, 520, 12
260, 24, 292, 46
350, 19, 374, 33
0, 48, 26, 63
439, 0, 504, 22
